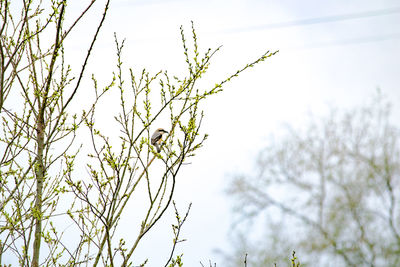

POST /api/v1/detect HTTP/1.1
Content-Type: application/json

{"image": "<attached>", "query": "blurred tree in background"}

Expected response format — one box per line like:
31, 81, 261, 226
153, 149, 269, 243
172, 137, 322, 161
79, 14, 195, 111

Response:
226, 93, 400, 267
0, 1, 277, 266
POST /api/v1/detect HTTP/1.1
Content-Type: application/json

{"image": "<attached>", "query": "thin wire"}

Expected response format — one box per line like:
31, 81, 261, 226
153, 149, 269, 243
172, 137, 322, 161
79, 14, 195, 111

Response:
289, 33, 400, 50
224, 6, 400, 33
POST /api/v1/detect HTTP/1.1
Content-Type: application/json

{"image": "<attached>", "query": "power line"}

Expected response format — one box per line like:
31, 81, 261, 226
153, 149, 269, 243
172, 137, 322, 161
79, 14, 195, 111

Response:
290, 32, 400, 50
224, 6, 400, 33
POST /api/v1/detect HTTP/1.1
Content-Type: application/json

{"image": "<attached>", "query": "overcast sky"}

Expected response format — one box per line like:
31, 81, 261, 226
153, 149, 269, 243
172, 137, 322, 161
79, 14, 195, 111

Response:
60, 0, 400, 265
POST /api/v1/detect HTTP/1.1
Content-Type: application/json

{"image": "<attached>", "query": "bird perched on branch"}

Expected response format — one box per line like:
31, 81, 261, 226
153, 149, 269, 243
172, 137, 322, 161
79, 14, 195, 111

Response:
151, 128, 168, 153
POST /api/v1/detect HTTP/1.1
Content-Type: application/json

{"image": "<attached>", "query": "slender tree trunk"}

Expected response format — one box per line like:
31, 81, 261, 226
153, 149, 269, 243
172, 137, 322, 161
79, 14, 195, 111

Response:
0, 53, 4, 111
31, 1, 65, 264
32, 111, 45, 267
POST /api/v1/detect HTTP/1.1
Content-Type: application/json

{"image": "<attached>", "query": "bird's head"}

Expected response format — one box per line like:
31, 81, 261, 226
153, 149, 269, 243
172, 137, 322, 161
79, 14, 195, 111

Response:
157, 128, 168, 134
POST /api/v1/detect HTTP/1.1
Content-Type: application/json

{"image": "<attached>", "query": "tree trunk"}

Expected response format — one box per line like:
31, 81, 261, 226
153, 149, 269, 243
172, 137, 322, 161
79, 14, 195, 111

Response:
32, 112, 45, 267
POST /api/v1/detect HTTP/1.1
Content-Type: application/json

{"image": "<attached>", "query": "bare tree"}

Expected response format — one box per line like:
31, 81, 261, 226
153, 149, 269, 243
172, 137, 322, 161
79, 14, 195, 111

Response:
0, 1, 278, 265
1, 1, 111, 265
227, 93, 400, 267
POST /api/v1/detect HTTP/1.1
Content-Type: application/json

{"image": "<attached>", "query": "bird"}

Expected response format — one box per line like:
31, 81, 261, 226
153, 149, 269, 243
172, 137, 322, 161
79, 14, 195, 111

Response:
151, 128, 168, 153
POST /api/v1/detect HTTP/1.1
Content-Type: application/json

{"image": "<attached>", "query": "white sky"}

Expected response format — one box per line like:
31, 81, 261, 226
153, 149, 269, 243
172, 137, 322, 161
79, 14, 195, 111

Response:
58, 0, 400, 265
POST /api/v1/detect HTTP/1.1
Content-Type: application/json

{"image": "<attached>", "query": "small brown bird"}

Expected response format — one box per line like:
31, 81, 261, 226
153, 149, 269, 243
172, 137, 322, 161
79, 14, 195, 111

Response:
151, 128, 168, 152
